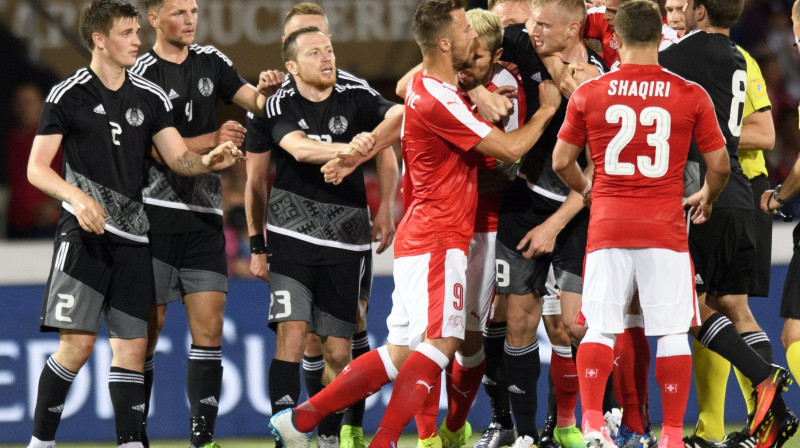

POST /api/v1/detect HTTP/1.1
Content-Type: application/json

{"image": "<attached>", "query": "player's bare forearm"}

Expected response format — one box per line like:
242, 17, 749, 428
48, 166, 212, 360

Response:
738, 109, 774, 151
372, 105, 404, 155
700, 147, 730, 204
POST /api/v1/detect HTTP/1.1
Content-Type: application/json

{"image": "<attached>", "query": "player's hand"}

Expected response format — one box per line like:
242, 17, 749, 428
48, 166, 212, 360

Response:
538, 81, 562, 111
494, 85, 518, 100
371, 203, 396, 254
683, 190, 713, 224
257, 70, 285, 97
348, 132, 376, 157
468, 85, 513, 123
517, 220, 559, 258
760, 189, 779, 214
214, 120, 246, 148
71, 191, 107, 235
321, 154, 358, 185
250, 253, 269, 282
202, 141, 245, 171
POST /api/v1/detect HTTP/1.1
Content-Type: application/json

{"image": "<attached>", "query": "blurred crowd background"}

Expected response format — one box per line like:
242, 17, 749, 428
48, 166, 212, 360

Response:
1, 0, 799, 278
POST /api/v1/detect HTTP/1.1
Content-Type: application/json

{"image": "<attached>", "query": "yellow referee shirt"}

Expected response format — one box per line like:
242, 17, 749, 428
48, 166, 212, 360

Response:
737, 46, 771, 180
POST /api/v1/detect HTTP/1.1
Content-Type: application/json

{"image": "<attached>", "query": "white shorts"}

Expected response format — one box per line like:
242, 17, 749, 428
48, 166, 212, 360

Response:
541, 265, 562, 316
581, 248, 699, 336
466, 232, 497, 332
387, 248, 468, 349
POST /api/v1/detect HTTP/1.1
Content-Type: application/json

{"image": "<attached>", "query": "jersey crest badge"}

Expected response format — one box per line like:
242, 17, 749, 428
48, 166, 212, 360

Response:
328, 116, 348, 135
198, 77, 214, 97
125, 108, 144, 127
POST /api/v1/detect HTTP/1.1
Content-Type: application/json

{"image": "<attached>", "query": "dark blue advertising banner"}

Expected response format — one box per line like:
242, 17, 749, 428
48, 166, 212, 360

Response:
1, 271, 798, 443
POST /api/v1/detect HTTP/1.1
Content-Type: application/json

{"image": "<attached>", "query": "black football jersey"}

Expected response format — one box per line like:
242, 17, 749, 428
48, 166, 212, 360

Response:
659, 30, 752, 210
246, 70, 396, 265
501, 24, 607, 213
130, 44, 248, 234
37, 67, 173, 244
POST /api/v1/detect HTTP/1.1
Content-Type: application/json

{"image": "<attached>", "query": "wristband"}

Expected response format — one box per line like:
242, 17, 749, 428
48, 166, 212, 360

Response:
774, 184, 787, 205
249, 234, 267, 254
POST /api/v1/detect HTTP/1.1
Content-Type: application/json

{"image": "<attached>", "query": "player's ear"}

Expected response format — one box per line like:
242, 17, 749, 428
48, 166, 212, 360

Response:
147, 11, 159, 29
438, 37, 451, 53
492, 48, 504, 64
285, 60, 298, 76
92, 32, 105, 51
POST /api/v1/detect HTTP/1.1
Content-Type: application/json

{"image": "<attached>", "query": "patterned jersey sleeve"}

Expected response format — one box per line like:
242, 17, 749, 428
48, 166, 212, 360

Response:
245, 111, 273, 155
206, 45, 247, 104
692, 85, 727, 154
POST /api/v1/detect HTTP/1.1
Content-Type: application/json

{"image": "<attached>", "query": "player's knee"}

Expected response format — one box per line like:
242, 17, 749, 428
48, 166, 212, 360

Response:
564, 321, 587, 345
324, 348, 351, 373
58, 337, 97, 367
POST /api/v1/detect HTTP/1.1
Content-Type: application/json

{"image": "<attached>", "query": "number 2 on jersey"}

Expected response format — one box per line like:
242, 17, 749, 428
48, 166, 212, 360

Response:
605, 105, 671, 178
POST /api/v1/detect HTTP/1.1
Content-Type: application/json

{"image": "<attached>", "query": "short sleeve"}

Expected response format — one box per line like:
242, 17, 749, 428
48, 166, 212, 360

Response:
147, 88, 175, 137
264, 93, 302, 144
741, 49, 771, 116
246, 112, 273, 154
37, 101, 69, 136
557, 89, 588, 147
210, 47, 248, 104
420, 78, 492, 152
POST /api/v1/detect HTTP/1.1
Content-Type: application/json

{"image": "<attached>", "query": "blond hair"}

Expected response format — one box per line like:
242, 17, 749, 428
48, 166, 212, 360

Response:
466, 9, 504, 55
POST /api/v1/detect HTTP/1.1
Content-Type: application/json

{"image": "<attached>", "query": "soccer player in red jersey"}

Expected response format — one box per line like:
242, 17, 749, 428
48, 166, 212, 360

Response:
552, 2, 731, 447
268, 1, 561, 447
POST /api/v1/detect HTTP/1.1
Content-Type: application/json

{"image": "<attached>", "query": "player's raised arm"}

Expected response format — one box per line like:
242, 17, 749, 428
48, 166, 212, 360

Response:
475, 80, 560, 163
153, 126, 243, 175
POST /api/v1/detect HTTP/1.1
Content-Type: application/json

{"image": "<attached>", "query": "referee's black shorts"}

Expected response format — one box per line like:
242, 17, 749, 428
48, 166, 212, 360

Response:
688, 208, 756, 296
781, 222, 800, 319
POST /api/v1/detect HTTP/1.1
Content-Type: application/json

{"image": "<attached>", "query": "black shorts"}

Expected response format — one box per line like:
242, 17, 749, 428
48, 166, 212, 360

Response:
267, 256, 367, 338
781, 222, 800, 319
41, 239, 154, 338
496, 181, 587, 295
749, 175, 772, 297
688, 208, 756, 295
360, 252, 373, 304
150, 230, 228, 305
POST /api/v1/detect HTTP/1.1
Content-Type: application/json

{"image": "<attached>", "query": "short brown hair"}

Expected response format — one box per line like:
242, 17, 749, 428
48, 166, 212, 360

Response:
615, 0, 662, 47
412, 0, 466, 53
693, 0, 742, 28
282, 26, 326, 63
533, 0, 587, 25
79, 0, 140, 51
143, 0, 163, 12
284, 3, 328, 29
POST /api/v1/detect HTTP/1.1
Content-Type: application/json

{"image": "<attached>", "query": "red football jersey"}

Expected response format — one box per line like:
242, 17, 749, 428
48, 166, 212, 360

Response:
395, 72, 493, 257
584, 7, 619, 68
474, 64, 527, 233
558, 64, 725, 253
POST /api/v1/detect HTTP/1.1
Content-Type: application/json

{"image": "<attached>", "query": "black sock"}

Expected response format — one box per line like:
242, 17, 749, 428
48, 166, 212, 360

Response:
504, 341, 540, 441
342, 331, 370, 428
302, 354, 324, 399
142, 357, 154, 448
32, 356, 76, 441
270, 359, 301, 416
698, 313, 771, 384
108, 366, 145, 444
483, 322, 513, 428
187, 345, 223, 446
547, 372, 557, 416
742, 331, 787, 411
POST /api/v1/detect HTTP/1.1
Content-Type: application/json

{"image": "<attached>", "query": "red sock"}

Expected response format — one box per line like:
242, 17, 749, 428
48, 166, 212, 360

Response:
415, 372, 442, 439
655, 354, 691, 430
295, 348, 390, 432
577, 342, 614, 416
613, 326, 650, 434
445, 357, 485, 432
371, 351, 444, 447
550, 351, 579, 427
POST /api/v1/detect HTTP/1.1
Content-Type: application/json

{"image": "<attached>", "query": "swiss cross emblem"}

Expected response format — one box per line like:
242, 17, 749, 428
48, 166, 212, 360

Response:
665, 384, 678, 393
585, 369, 598, 378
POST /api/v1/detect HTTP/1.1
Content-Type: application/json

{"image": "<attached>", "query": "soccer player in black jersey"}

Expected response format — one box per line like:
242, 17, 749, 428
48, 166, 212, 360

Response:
245, 6, 398, 448
659, 0, 797, 446
128, 1, 280, 446
245, 26, 402, 448
25, 2, 241, 448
